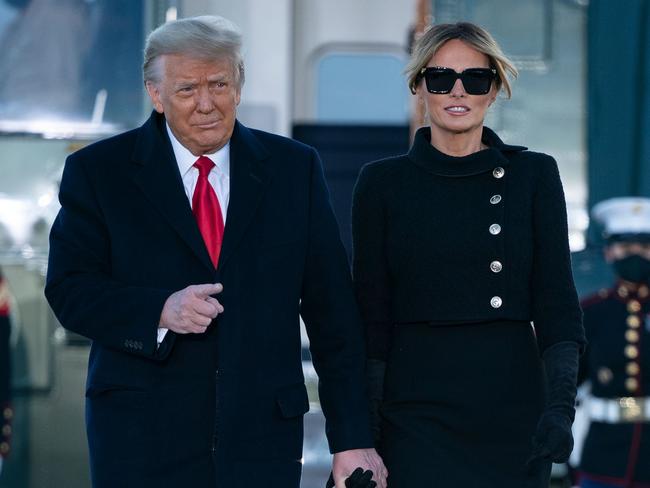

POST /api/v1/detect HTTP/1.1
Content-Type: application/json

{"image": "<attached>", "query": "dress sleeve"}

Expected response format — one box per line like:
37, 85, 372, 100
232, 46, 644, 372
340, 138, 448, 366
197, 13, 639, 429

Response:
300, 149, 373, 453
351, 164, 393, 360
530, 156, 586, 352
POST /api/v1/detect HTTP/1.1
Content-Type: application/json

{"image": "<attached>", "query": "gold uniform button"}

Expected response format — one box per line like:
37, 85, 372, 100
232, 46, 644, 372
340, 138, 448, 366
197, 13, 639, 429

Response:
0, 442, 8, 454
597, 367, 613, 384
627, 300, 641, 313
2, 408, 12, 420
618, 286, 629, 298
627, 315, 641, 328
493, 167, 505, 179
625, 345, 639, 359
2, 424, 10, 436
626, 329, 640, 343
625, 377, 639, 392
627, 362, 640, 375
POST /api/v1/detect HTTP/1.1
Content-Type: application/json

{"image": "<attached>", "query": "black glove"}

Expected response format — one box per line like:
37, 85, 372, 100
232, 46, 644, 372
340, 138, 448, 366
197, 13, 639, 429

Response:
527, 341, 580, 466
366, 359, 386, 446
326, 468, 377, 488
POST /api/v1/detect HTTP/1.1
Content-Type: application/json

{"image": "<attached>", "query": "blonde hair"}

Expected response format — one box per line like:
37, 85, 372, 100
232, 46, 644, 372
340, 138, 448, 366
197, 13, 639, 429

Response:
406, 22, 517, 98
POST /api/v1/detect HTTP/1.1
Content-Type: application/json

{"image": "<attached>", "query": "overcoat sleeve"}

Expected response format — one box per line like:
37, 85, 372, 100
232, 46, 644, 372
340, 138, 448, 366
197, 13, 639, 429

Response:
299, 149, 374, 453
351, 164, 393, 361
45, 153, 174, 359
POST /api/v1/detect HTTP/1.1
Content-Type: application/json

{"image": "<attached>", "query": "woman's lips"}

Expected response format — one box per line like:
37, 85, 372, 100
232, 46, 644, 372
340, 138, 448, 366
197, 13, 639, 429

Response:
444, 106, 470, 115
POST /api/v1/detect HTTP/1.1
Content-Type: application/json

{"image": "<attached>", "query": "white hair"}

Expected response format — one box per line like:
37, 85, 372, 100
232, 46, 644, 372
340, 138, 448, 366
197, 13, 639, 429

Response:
143, 15, 245, 87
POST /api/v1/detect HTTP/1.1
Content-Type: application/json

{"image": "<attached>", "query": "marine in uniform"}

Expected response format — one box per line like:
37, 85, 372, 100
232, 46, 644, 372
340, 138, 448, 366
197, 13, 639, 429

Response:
0, 268, 13, 476
578, 197, 650, 488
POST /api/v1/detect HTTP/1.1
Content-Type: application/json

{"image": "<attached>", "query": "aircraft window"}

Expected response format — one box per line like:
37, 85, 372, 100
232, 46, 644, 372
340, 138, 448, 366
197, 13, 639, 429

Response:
316, 52, 409, 124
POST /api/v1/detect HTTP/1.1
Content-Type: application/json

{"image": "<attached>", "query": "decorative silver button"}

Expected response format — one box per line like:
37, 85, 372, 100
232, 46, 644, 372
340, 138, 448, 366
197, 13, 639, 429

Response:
489, 224, 502, 235
490, 296, 503, 308
490, 194, 502, 205
490, 261, 503, 273
493, 167, 505, 179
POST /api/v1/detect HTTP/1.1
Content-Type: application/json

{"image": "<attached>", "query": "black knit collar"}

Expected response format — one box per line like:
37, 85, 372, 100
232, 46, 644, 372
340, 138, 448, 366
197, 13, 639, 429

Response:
408, 126, 527, 177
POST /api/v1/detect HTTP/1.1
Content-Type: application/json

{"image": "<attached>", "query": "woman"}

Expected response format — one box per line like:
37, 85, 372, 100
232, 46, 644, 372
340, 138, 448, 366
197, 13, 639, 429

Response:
352, 22, 585, 487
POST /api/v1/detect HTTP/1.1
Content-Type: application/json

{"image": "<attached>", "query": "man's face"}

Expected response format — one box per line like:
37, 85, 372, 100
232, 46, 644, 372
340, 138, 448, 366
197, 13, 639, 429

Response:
146, 54, 241, 156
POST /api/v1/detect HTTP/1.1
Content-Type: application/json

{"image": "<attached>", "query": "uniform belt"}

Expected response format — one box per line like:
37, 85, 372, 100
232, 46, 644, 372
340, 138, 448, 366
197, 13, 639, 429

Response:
587, 396, 650, 423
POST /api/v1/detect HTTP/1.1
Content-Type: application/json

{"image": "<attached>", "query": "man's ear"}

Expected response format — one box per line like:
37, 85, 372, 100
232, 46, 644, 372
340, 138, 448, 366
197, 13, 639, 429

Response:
145, 81, 164, 114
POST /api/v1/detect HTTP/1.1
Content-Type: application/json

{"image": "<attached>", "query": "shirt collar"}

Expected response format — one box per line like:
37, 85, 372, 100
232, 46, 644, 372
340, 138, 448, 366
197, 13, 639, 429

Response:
166, 122, 230, 179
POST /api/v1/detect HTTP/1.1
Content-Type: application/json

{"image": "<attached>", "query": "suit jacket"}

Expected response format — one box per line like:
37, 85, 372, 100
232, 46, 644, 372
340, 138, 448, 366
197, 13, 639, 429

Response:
45, 112, 373, 488
353, 126, 585, 360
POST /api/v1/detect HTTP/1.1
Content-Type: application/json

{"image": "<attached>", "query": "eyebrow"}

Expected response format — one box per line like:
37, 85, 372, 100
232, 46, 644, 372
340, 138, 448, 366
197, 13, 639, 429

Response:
207, 74, 231, 82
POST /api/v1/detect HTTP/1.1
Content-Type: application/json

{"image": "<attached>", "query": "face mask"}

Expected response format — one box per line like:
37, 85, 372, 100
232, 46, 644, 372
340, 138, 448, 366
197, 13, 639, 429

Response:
613, 255, 650, 284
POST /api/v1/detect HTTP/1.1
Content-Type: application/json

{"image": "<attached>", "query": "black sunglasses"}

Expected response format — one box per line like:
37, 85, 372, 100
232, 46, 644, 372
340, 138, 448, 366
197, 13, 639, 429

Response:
417, 67, 497, 95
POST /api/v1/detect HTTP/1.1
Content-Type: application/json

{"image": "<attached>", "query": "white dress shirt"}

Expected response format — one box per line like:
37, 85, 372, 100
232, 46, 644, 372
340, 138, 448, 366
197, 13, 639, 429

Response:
157, 124, 231, 344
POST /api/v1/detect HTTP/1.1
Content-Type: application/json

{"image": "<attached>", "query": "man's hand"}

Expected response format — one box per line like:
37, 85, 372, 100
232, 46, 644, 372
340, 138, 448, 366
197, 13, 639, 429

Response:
159, 283, 224, 334
332, 448, 387, 488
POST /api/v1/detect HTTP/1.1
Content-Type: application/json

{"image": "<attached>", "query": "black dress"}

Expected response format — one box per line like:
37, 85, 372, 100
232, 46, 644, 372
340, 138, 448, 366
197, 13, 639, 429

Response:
352, 127, 585, 488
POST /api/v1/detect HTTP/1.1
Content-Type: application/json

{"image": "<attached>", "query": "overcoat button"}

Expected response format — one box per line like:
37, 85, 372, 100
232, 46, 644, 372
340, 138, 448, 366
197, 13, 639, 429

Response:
493, 167, 505, 178
489, 224, 501, 235
490, 194, 502, 204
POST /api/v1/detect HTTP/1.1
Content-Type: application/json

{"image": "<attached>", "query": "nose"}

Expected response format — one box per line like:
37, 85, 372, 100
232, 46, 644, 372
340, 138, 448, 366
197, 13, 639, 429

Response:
195, 86, 215, 113
450, 77, 466, 97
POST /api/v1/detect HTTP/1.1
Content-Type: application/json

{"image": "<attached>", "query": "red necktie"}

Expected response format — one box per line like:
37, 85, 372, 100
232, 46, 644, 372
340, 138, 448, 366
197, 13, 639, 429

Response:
192, 156, 225, 268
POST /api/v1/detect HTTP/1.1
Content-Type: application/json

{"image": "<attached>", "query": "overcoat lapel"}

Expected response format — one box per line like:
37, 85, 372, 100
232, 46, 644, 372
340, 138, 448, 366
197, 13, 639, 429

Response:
130, 113, 215, 274
217, 121, 269, 271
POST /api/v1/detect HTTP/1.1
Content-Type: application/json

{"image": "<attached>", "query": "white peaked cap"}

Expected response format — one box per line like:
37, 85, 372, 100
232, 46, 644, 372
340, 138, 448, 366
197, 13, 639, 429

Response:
592, 197, 650, 236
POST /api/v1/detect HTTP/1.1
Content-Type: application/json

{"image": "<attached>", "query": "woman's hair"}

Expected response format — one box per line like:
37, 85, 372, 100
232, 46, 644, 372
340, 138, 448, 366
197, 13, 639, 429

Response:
405, 22, 517, 98
143, 15, 245, 87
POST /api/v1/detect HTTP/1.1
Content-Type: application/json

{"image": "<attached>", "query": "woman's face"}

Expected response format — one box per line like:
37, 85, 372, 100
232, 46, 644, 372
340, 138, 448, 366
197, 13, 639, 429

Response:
416, 39, 496, 140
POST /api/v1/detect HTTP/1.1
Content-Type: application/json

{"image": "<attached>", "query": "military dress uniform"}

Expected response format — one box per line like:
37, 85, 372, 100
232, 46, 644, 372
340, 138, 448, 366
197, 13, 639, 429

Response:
0, 273, 13, 472
577, 197, 650, 488
579, 283, 650, 487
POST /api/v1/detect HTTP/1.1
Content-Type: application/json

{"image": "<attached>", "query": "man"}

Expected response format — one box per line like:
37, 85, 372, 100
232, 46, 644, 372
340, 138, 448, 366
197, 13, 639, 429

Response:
45, 15, 385, 488
576, 197, 650, 488
0, 268, 12, 477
